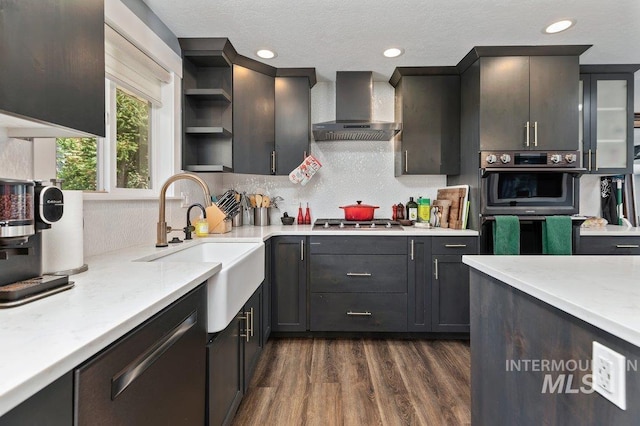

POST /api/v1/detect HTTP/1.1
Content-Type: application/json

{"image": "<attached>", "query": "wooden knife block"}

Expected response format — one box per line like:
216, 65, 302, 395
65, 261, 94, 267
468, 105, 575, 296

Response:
205, 205, 231, 234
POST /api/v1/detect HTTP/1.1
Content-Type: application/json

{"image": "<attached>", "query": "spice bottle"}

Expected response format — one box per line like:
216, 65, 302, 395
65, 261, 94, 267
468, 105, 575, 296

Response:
406, 197, 418, 221
396, 202, 405, 220
392, 204, 397, 220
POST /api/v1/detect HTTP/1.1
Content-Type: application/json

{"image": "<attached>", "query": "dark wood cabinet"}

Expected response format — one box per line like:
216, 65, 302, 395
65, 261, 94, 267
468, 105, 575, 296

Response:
242, 286, 263, 392
309, 236, 408, 332
478, 55, 579, 151
391, 69, 460, 175
580, 65, 638, 174
75, 285, 207, 426
0, 373, 72, 426
407, 237, 432, 332
576, 235, 640, 255
271, 237, 308, 332
233, 65, 276, 174
0, 0, 105, 136
431, 237, 477, 332
275, 76, 311, 175
179, 38, 234, 172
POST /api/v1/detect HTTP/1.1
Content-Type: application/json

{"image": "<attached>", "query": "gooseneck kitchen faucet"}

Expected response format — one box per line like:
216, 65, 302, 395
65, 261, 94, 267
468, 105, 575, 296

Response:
156, 173, 212, 247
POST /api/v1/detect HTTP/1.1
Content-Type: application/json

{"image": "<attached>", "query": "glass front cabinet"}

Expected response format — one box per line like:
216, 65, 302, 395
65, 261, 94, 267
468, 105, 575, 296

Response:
580, 65, 638, 174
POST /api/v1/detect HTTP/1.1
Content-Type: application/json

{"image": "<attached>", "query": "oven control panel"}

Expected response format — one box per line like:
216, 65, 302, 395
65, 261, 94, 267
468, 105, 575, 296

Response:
480, 151, 579, 168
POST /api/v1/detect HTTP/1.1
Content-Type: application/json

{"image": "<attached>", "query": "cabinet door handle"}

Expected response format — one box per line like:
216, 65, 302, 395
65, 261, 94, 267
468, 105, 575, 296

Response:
445, 244, 467, 248
249, 307, 254, 337
533, 121, 538, 147
594, 149, 598, 171
304, 150, 307, 159
300, 240, 304, 261
346, 311, 372, 316
434, 258, 439, 280
410, 239, 415, 261
346, 272, 372, 277
525, 121, 530, 147
271, 151, 276, 174
404, 150, 408, 173
616, 244, 639, 248
111, 311, 197, 399
588, 149, 592, 172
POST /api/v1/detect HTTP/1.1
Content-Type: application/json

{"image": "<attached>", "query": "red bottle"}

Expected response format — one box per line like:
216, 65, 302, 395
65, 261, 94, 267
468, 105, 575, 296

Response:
304, 203, 311, 224
297, 203, 304, 225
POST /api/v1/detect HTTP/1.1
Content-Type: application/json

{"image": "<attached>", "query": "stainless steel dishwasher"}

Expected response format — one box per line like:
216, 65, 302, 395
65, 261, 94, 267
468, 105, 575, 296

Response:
73, 284, 207, 425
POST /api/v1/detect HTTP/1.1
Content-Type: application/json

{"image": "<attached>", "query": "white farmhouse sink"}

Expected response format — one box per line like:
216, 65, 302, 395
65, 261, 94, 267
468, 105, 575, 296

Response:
150, 242, 264, 332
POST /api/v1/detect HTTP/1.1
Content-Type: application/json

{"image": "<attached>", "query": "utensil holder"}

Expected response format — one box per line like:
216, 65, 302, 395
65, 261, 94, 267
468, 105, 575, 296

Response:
254, 207, 270, 226
232, 206, 244, 227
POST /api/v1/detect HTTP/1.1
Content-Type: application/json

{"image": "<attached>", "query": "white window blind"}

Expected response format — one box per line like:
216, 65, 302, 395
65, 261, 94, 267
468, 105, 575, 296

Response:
104, 24, 171, 106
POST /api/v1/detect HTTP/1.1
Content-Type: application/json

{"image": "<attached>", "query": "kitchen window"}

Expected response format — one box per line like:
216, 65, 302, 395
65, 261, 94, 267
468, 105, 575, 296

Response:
41, 21, 180, 199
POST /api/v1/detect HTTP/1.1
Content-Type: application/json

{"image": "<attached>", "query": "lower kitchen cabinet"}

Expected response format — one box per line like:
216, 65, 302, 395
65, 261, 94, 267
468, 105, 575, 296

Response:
408, 237, 432, 332
262, 239, 272, 342
576, 235, 640, 255
271, 236, 308, 332
75, 284, 208, 425
431, 237, 477, 333
207, 285, 264, 426
0, 373, 73, 426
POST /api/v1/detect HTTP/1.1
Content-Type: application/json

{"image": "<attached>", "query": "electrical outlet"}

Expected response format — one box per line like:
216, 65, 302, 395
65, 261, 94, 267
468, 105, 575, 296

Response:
180, 192, 189, 208
592, 341, 626, 410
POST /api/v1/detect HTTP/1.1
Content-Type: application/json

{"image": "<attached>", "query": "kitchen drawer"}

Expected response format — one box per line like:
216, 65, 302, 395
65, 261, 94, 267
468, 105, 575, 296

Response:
310, 254, 407, 293
310, 293, 407, 332
577, 236, 640, 255
309, 236, 407, 255
431, 236, 477, 254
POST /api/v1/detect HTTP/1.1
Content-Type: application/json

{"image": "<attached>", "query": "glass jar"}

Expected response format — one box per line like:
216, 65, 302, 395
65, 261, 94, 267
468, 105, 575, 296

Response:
0, 179, 35, 239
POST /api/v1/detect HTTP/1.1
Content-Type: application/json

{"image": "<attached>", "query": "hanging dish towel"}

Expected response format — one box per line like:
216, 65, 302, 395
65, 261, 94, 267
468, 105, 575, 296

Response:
542, 216, 572, 255
493, 216, 520, 255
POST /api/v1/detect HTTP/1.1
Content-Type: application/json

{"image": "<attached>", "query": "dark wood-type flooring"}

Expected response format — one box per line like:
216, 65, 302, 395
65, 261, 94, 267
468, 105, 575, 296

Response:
232, 338, 470, 426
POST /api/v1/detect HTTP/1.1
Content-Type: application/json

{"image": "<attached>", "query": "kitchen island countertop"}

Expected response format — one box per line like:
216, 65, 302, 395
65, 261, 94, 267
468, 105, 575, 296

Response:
463, 255, 640, 347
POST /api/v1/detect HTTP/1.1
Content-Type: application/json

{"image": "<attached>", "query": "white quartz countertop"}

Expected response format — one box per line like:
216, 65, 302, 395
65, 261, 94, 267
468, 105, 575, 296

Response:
580, 224, 640, 236
0, 243, 222, 417
0, 225, 475, 417
463, 255, 640, 347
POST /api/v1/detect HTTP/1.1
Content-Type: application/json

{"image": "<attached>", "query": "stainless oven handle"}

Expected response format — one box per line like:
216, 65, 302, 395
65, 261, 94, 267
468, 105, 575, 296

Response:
525, 121, 530, 147
111, 311, 197, 399
533, 121, 538, 147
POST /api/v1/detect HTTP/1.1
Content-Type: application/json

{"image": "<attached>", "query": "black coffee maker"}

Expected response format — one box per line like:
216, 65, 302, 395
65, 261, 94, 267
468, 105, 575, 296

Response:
0, 179, 69, 307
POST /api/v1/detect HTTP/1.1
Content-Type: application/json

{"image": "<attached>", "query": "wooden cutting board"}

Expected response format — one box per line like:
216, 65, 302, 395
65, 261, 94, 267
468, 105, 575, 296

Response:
436, 187, 466, 229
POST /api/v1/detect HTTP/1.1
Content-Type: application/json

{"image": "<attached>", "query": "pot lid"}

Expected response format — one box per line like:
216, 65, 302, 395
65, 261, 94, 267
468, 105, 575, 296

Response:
339, 201, 379, 209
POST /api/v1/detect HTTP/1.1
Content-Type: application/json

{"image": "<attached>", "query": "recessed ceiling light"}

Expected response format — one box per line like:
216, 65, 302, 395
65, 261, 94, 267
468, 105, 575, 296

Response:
256, 49, 277, 59
383, 48, 404, 58
544, 19, 575, 34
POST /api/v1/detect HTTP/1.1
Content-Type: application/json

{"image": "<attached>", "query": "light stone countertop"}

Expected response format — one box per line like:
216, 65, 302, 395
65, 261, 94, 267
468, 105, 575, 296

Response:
579, 224, 640, 236
0, 224, 475, 417
463, 255, 640, 348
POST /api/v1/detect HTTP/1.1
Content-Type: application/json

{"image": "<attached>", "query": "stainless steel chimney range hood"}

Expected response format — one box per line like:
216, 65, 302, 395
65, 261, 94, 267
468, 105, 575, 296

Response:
312, 71, 402, 141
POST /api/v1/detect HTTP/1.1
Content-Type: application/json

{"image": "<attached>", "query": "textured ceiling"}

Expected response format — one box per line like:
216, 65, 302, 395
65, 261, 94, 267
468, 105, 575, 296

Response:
142, 0, 640, 82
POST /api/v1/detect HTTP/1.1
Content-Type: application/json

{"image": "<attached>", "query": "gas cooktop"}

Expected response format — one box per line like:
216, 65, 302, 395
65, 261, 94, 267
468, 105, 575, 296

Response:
313, 218, 403, 230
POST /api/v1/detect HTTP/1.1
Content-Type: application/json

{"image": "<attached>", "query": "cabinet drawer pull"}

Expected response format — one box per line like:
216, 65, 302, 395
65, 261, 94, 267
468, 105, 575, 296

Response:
616, 244, 639, 248
346, 311, 372, 316
533, 121, 538, 147
404, 150, 408, 173
434, 258, 439, 280
346, 272, 372, 277
445, 244, 467, 248
525, 121, 530, 147
111, 311, 197, 399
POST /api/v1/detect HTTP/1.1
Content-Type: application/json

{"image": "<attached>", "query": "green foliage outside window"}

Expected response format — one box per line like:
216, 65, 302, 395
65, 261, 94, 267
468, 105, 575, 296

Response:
56, 86, 151, 191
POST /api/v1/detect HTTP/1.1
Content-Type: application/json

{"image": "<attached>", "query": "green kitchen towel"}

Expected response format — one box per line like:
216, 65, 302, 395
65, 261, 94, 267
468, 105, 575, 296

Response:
493, 216, 520, 255
542, 216, 572, 255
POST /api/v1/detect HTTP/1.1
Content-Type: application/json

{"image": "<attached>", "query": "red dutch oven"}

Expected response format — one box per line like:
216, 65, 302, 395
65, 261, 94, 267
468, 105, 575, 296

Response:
339, 201, 379, 221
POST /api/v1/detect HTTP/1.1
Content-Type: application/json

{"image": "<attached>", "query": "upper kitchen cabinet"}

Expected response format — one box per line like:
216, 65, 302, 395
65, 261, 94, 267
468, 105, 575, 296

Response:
0, 0, 105, 137
274, 70, 315, 175
457, 46, 590, 152
232, 60, 276, 175
580, 65, 639, 174
390, 68, 460, 175
179, 38, 234, 172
